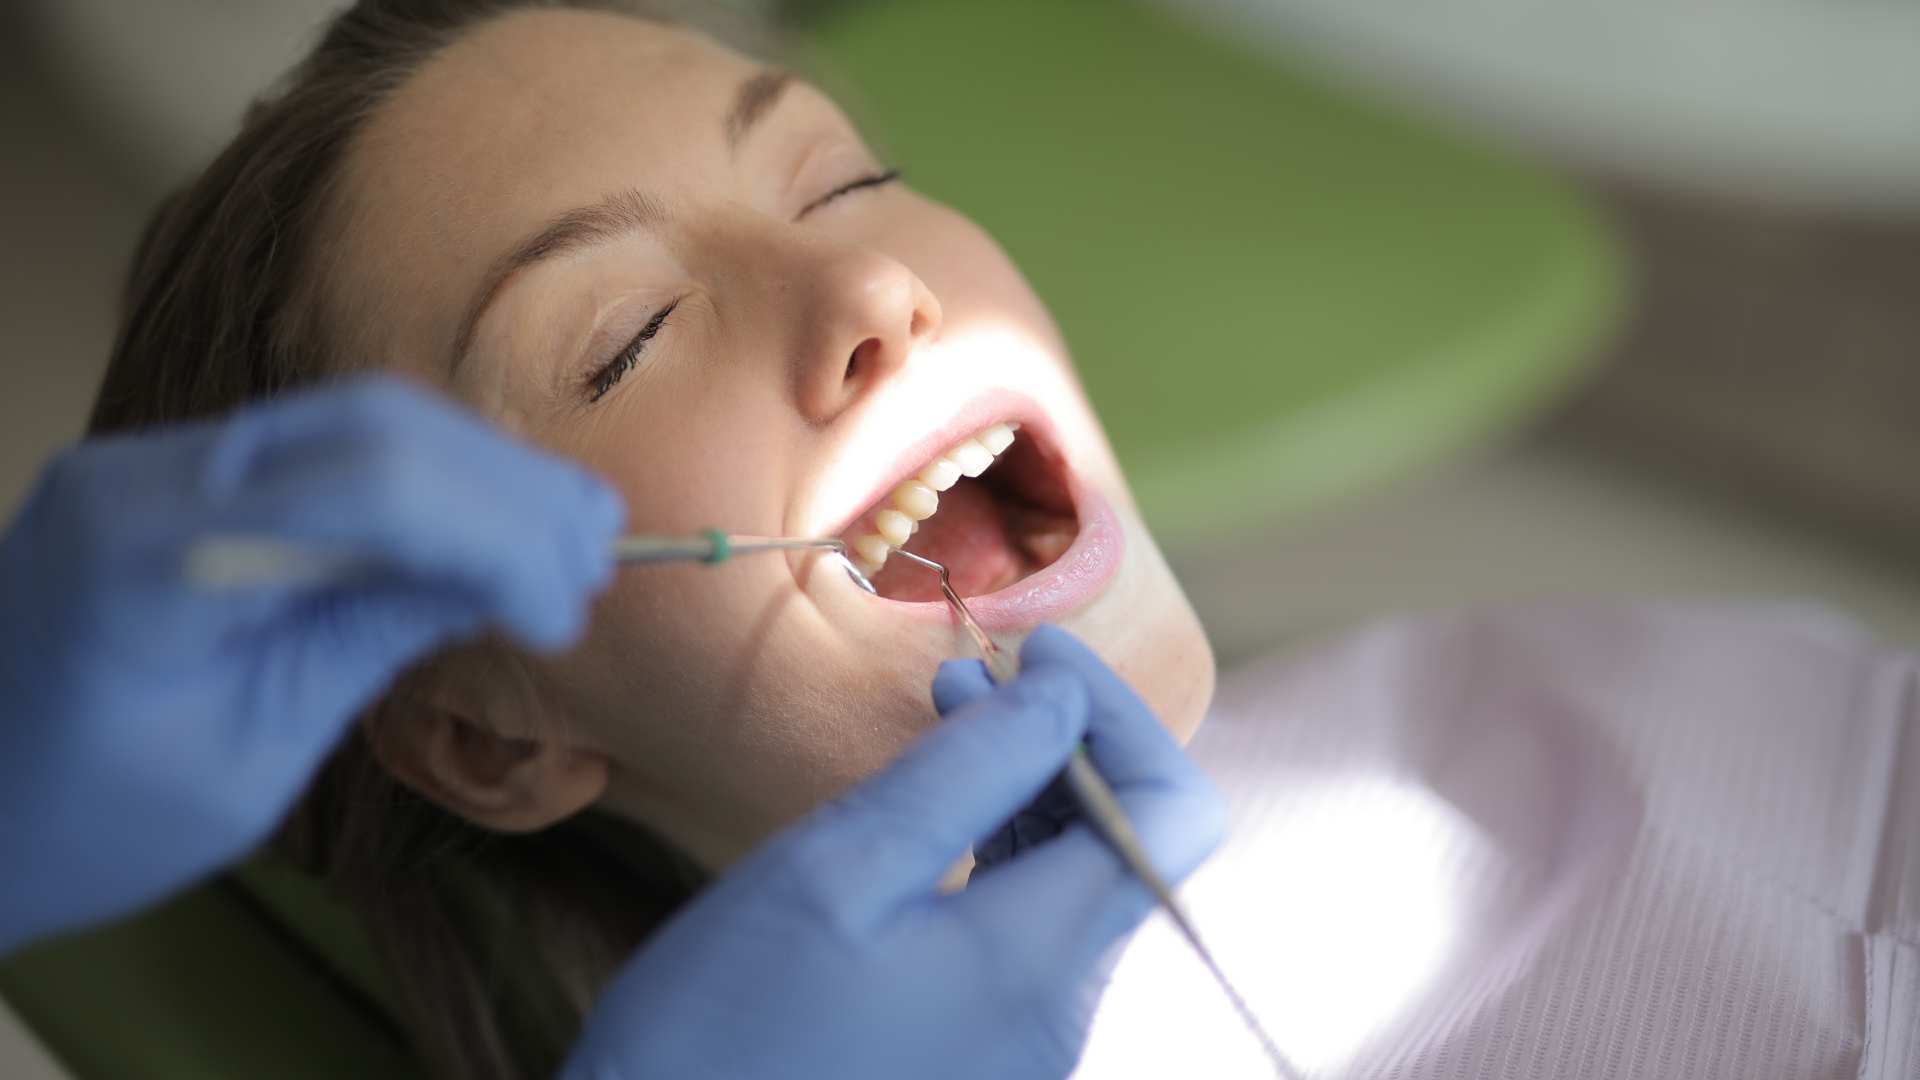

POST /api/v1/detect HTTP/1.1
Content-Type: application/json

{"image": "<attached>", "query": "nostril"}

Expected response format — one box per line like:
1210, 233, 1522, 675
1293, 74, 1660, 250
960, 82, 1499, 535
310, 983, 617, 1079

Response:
846, 337, 881, 384
908, 308, 934, 340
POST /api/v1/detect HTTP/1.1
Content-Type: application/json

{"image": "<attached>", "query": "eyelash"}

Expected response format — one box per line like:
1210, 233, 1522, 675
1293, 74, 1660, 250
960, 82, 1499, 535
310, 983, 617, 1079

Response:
800, 166, 902, 218
587, 299, 678, 403
582, 167, 902, 404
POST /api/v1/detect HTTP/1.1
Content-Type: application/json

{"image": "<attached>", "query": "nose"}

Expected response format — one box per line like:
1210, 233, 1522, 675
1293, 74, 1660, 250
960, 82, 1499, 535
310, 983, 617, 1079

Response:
792, 247, 942, 424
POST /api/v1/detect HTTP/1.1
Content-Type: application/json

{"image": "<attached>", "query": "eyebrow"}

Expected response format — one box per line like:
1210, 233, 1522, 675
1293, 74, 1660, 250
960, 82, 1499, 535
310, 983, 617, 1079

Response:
726, 69, 794, 152
447, 188, 665, 374
447, 68, 796, 375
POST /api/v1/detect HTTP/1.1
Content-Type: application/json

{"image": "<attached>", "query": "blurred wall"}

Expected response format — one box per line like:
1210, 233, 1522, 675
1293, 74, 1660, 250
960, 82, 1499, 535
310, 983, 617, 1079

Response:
24, 0, 340, 193
1560, 183, 1920, 557
4, 0, 363, 517
0, 9, 146, 517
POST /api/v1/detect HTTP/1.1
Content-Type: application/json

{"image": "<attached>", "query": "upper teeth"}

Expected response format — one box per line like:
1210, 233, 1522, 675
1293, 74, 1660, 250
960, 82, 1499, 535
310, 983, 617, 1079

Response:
851, 422, 1018, 576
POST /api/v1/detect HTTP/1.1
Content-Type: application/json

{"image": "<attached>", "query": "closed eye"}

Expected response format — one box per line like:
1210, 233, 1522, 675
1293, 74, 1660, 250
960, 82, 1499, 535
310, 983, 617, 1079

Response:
579, 168, 898, 402
798, 167, 902, 219
586, 299, 678, 403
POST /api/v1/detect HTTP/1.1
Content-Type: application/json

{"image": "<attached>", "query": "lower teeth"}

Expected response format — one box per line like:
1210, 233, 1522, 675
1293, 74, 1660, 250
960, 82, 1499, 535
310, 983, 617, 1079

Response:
1005, 502, 1078, 567
1020, 527, 1075, 566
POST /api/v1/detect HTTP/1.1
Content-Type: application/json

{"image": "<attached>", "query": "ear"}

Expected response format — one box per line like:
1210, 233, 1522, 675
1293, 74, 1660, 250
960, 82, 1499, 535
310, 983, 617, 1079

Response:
369, 700, 610, 834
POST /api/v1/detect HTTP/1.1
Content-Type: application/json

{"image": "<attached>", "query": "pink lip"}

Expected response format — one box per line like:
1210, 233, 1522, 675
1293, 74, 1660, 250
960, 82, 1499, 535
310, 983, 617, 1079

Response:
867, 447, 1125, 632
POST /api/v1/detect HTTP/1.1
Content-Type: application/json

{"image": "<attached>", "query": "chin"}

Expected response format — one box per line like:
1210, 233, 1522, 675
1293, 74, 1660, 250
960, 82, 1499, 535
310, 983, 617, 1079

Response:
1085, 514, 1216, 746
1142, 600, 1216, 745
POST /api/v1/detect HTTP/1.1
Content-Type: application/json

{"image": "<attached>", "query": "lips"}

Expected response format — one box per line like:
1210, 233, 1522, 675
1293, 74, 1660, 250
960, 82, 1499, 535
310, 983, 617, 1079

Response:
822, 394, 1123, 630
904, 467, 1123, 632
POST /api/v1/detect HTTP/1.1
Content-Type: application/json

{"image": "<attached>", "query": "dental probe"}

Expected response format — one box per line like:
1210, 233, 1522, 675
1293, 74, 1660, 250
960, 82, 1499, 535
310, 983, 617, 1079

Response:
888, 548, 1298, 1080
613, 530, 877, 593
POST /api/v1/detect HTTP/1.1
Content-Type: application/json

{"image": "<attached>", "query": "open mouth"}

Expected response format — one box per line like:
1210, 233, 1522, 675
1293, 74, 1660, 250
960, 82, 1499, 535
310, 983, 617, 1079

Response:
840, 420, 1082, 603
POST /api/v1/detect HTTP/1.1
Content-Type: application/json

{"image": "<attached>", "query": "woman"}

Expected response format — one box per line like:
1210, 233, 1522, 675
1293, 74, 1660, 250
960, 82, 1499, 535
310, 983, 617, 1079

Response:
91, 0, 1215, 1075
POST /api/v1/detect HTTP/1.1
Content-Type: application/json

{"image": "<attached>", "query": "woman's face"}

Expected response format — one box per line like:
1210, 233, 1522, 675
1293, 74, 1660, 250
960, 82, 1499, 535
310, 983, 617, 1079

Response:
329, 9, 1212, 867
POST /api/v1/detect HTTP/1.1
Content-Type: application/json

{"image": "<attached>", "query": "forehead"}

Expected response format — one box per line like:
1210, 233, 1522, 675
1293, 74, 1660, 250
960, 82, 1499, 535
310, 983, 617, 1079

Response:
330, 10, 760, 367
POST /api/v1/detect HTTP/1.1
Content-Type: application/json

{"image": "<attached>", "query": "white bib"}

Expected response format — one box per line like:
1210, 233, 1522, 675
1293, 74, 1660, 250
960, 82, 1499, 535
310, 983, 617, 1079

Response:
1077, 603, 1919, 1079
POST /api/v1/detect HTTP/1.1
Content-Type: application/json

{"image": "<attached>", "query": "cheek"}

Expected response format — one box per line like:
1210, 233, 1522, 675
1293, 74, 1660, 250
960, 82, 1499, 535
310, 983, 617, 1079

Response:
1109, 585, 1215, 744
893, 203, 1064, 348
587, 373, 795, 533
549, 568, 944, 846
1061, 510, 1217, 744
1140, 606, 1216, 744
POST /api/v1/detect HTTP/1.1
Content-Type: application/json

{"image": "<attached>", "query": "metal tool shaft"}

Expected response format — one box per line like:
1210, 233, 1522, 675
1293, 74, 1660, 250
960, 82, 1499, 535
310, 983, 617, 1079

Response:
614, 533, 837, 563
888, 547, 1296, 1078
614, 532, 876, 593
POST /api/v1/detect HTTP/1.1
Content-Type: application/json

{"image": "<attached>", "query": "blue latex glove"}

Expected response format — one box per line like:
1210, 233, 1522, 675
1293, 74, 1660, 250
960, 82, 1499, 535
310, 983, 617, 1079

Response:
0, 377, 622, 956
930, 644, 1083, 874
564, 626, 1224, 1080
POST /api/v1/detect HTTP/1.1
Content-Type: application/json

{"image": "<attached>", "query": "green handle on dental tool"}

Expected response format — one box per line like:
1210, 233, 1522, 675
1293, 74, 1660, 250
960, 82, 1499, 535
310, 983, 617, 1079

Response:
615, 529, 849, 566
611, 531, 733, 564
610, 532, 878, 594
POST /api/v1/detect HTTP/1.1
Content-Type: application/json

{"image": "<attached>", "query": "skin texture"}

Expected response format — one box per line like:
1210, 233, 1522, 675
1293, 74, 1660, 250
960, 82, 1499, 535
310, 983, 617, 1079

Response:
326, 10, 1214, 871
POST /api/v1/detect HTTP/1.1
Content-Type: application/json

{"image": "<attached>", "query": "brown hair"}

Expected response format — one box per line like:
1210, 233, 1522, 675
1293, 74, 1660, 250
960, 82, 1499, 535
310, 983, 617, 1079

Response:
87, 2, 776, 1075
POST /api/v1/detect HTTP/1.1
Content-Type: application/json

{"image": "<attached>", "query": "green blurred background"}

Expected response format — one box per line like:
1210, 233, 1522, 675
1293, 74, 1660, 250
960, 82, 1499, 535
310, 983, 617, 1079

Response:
805, 0, 1615, 538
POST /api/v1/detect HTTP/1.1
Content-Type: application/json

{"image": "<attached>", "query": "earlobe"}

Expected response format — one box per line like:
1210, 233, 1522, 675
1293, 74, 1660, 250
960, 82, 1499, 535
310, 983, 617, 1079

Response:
370, 705, 610, 834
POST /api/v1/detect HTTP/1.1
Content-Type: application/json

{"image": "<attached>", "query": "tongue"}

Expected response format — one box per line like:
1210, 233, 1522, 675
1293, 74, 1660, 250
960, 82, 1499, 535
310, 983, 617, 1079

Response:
868, 480, 1025, 601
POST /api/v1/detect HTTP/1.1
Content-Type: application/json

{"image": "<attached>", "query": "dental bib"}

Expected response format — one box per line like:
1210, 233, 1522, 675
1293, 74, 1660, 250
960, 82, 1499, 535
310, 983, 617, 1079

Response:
1074, 603, 1920, 1079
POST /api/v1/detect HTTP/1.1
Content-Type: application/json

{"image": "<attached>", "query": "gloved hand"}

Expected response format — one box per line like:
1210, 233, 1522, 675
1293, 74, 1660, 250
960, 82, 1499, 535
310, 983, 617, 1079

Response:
563, 626, 1224, 1080
0, 377, 622, 956
931, 639, 1087, 874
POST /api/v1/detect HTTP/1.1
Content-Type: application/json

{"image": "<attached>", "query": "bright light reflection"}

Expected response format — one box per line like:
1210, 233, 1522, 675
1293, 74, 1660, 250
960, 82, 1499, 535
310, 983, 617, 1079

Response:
1077, 776, 1468, 1078
797, 320, 1095, 539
